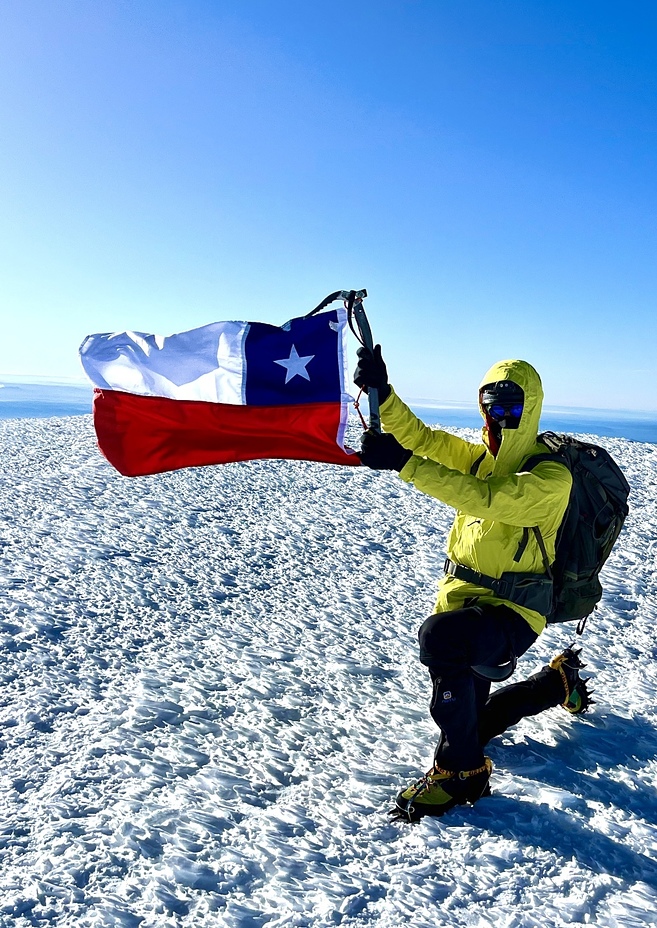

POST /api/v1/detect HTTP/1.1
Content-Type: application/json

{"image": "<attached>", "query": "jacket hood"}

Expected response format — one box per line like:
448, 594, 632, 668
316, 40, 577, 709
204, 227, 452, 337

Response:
479, 359, 543, 475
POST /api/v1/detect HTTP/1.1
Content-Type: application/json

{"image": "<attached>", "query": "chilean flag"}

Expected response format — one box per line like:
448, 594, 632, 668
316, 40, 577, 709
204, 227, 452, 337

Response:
79, 309, 360, 476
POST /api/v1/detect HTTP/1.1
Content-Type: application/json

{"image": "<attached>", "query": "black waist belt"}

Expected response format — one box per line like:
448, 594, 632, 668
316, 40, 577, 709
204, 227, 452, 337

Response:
444, 559, 512, 597
444, 558, 553, 615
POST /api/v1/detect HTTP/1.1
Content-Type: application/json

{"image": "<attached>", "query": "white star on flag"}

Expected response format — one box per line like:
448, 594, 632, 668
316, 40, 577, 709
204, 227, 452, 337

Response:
273, 345, 315, 383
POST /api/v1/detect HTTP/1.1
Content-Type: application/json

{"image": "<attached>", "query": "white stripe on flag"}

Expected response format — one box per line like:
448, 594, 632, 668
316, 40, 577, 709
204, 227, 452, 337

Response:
79, 322, 247, 404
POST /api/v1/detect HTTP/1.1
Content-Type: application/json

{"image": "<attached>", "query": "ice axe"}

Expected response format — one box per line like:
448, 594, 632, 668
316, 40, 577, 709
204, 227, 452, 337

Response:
306, 289, 381, 433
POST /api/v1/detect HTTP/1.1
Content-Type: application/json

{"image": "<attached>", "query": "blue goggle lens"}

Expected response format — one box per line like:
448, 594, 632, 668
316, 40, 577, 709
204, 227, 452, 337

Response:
488, 403, 524, 421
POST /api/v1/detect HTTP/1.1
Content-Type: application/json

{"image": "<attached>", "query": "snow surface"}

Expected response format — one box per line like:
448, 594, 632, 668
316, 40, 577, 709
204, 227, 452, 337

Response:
1, 415, 657, 928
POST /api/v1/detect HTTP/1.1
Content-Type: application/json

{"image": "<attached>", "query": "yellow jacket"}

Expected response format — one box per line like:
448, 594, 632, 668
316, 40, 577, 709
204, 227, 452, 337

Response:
381, 359, 572, 634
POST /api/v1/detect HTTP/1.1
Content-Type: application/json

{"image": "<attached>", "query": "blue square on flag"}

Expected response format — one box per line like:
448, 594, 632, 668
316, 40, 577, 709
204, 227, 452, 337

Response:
244, 311, 343, 406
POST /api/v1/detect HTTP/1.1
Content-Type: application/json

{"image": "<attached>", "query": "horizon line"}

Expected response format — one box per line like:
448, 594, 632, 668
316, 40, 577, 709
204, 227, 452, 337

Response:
0, 377, 655, 418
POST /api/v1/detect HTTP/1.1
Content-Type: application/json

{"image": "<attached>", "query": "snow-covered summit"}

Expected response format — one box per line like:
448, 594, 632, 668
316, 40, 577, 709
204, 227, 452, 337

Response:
1, 416, 656, 927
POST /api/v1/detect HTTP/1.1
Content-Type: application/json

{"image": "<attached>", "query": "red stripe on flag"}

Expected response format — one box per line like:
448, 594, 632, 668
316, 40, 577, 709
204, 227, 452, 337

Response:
93, 390, 360, 476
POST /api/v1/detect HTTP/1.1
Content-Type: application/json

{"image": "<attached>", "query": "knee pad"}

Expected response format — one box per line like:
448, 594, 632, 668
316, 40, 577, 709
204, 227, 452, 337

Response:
419, 608, 483, 669
418, 613, 457, 667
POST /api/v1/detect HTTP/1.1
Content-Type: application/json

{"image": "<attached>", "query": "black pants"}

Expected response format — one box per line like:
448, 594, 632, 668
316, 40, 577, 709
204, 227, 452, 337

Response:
418, 604, 567, 771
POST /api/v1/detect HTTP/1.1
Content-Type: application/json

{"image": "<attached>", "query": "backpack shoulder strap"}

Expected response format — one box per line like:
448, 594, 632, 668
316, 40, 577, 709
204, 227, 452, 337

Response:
531, 525, 553, 577
521, 434, 571, 579
470, 450, 487, 476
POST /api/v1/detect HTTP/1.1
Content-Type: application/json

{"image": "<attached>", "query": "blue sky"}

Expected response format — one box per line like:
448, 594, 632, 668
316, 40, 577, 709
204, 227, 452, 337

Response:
1, 1, 655, 410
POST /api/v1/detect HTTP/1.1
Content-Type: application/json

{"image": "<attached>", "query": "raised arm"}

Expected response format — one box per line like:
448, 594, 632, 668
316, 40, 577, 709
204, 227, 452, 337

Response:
381, 389, 485, 475
354, 345, 484, 475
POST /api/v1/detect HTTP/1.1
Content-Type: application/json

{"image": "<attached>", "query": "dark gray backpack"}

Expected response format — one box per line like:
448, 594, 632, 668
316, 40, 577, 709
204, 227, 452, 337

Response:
525, 432, 631, 627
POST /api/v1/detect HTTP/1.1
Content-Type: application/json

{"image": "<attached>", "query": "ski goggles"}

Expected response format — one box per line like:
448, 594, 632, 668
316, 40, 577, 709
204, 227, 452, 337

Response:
485, 402, 524, 422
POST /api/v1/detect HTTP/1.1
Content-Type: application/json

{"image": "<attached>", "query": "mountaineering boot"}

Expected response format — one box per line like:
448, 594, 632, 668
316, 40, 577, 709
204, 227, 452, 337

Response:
392, 758, 493, 823
549, 647, 594, 714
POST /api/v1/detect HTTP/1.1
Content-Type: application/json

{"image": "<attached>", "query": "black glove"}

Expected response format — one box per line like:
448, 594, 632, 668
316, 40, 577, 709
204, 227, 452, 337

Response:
353, 344, 391, 402
359, 429, 412, 471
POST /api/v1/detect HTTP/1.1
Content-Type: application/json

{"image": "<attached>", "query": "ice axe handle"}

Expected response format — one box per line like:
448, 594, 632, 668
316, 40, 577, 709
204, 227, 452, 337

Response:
352, 302, 381, 433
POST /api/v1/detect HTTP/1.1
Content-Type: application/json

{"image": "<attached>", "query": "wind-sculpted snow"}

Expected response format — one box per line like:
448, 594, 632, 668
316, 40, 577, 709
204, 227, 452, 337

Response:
1, 416, 657, 927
